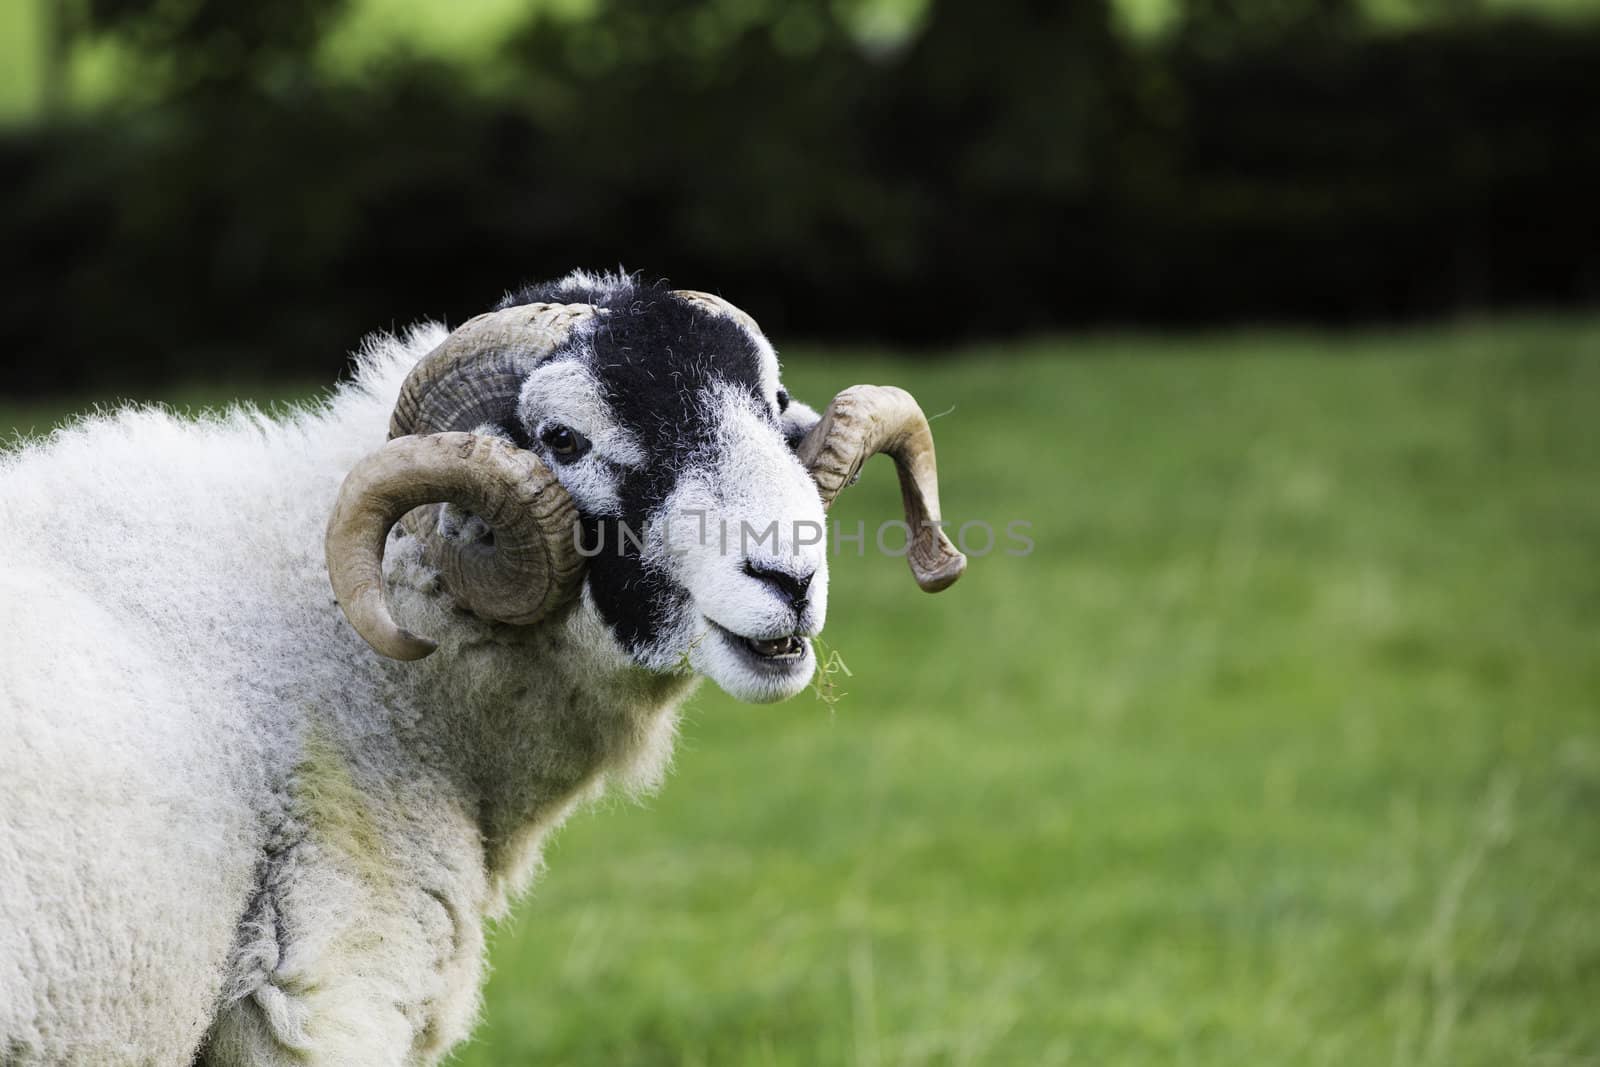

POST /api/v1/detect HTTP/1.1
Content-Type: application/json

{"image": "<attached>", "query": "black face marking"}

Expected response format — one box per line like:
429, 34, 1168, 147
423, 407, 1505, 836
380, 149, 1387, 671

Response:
501, 275, 770, 657
776, 388, 790, 414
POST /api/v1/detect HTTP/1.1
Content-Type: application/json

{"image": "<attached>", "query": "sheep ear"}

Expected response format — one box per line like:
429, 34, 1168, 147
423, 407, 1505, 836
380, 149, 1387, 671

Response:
781, 397, 821, 450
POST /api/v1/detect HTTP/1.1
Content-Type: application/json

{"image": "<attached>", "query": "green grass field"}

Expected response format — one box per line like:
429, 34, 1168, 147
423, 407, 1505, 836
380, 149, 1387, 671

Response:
5, 319, 1598, 1064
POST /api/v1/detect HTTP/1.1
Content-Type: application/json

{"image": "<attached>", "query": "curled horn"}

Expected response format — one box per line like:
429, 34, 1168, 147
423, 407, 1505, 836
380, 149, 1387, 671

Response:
326, 434, 583, 659
388, 303, 596, 441
327, 303, 594, 659
796, 385, 966, 593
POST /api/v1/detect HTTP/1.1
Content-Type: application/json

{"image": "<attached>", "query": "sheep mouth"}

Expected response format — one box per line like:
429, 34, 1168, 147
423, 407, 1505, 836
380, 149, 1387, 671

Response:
697, 621, 817, 702
742, 634, 805, 659
708, 622, 810, 666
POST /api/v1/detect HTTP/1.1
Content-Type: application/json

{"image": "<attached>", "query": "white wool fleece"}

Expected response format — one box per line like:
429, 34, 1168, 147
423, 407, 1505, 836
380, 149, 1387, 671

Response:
0, 324, 696, 1066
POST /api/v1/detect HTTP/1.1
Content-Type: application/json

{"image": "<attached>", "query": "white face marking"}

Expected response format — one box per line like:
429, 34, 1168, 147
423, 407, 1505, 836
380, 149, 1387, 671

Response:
516, 359, 643, 516
747, 329, 782, 411
639, 385, 829, 703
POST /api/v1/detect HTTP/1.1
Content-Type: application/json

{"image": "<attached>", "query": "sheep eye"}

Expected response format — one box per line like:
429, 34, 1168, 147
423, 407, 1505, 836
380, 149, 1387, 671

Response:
776, 389, 790, 414
539, 424, 589, 461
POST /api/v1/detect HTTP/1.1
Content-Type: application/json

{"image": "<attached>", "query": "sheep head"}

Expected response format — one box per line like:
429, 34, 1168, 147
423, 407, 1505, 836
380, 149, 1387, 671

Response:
326, 273, 964, 702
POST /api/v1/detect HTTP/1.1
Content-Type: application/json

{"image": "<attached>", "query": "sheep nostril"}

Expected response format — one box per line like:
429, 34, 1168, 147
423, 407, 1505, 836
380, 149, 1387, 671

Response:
742, 560, 814, 610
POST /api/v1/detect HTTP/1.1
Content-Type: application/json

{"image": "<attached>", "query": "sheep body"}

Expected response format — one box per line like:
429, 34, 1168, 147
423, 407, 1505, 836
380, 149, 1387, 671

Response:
0, 325, 691, 1065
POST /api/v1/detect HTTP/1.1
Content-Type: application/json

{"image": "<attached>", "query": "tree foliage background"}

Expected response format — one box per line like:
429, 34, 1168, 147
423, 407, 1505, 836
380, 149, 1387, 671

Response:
3, 0, 1597, 391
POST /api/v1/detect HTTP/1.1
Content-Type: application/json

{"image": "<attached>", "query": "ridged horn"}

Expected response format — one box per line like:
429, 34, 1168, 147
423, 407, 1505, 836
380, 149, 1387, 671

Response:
327, 433, 584, 660
390, 302, 596, 439
796, 385, 966, 593
329, 302, 595, 659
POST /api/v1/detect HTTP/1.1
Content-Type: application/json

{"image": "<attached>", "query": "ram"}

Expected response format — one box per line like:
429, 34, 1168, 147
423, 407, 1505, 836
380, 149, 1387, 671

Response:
0, 271, 964, 1066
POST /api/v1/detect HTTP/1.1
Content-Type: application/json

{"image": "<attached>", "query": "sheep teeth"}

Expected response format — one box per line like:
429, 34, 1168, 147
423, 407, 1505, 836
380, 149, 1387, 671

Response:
744, 635, 804, 658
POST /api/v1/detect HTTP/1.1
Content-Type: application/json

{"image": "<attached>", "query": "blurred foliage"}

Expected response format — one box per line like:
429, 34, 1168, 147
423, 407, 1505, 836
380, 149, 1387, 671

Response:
77, 0, 350, 99
2, 0, 1598, 391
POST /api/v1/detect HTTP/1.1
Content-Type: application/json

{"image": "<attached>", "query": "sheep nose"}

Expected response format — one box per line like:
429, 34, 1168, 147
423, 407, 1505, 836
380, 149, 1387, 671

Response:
743, 560, 814, 612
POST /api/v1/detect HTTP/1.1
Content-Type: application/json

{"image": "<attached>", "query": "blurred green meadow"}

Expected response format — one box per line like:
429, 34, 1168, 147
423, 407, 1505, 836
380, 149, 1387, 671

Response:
5, 320, 1599, 1064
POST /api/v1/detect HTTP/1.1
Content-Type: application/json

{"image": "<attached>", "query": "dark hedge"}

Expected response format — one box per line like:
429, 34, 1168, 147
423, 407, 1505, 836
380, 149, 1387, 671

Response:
3, 1, 1597, 391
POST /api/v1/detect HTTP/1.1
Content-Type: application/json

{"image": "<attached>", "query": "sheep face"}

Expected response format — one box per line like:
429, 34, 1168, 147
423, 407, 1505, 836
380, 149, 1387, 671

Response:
327, 271, 963, 688
505, 279, 828, 703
